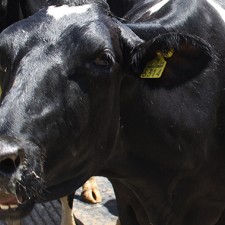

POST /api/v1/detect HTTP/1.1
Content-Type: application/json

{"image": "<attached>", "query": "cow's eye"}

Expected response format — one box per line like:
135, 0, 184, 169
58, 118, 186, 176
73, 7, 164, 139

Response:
93, 52, 114, 68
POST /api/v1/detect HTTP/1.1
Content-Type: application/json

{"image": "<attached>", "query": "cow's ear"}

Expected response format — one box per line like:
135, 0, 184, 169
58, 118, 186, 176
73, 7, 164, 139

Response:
128, 33, 213, 88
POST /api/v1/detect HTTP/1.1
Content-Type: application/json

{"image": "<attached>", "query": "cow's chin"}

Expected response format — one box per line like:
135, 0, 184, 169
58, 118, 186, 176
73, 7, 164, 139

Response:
0, 192, 35, 220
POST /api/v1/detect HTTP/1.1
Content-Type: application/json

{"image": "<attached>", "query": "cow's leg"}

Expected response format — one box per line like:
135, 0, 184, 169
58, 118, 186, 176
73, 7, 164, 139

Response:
81, 177, 102, 203
116, 218, 121, 225
60, 194, 76, 225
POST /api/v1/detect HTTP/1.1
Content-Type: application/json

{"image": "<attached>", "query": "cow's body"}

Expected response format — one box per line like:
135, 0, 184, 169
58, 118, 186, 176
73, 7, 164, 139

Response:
113, 1, 225, 224
0, 0, 225, 225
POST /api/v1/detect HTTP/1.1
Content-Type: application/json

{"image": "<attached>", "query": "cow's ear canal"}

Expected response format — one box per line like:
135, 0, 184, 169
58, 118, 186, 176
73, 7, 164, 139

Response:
129, 33, 213, 88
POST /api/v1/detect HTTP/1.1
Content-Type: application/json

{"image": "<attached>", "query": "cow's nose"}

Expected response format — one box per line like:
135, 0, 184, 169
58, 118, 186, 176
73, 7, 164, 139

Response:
0, 154, 22, 177
0, 139, 24, 177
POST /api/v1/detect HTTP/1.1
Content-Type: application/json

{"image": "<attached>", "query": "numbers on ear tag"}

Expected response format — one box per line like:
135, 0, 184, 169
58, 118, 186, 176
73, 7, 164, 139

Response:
140, 49, 174, 79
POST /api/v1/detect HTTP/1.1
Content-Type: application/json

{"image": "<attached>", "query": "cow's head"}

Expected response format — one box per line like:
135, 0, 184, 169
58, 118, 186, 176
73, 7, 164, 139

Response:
0, 0, 214, 222
0, 0, 127, 219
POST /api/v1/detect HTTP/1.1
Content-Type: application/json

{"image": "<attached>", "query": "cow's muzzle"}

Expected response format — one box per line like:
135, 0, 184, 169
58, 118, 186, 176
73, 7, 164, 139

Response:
0, 137, 42, 219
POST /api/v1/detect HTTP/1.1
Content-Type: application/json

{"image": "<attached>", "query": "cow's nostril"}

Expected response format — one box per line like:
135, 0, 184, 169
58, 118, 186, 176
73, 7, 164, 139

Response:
14, 156, 21, 169
0, 156, 21, 176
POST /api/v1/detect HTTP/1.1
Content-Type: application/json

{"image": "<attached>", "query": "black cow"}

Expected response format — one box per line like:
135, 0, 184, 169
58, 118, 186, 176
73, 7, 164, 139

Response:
0, 1, 117, 223
0, 0, 225, 225
0, 1, 103, 225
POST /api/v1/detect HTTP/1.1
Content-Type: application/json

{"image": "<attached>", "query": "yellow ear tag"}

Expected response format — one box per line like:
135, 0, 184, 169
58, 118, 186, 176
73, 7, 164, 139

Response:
140, 49, 174, 79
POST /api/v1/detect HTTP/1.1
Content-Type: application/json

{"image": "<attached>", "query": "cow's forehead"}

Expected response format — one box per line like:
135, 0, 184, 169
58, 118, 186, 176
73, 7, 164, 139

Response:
0, 2, 111, 60
44, 3, 103, 32
47, 4, 92, 20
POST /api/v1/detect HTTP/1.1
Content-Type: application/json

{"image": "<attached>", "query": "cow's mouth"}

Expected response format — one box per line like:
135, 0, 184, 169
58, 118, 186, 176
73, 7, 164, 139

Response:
0, 192, 34, 219
0, 192, 22, 209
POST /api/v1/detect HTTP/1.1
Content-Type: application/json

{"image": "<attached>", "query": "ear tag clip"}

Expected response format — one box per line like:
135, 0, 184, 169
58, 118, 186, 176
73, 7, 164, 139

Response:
140, 49, 174, 78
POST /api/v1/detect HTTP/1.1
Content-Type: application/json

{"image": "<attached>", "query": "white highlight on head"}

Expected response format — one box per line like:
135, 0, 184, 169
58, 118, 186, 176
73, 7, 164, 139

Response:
207, 0, 225, 23
148, 0, 171, 15
47, 4, 91, 20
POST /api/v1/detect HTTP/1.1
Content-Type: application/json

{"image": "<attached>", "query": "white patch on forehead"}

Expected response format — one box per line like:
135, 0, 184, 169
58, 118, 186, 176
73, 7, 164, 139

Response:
47, 4, 91, 20
148, 0, 171, 15
207, 0, 225, 23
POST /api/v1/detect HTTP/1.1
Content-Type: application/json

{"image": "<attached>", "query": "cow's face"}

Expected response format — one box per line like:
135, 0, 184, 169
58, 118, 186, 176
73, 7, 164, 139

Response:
0, 1, 130, 219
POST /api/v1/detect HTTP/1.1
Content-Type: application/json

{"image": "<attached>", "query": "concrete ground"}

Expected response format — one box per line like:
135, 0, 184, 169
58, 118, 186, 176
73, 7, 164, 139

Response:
0, 177, 118, 225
